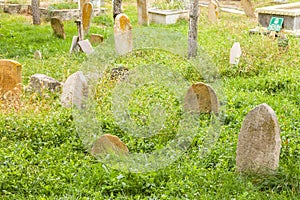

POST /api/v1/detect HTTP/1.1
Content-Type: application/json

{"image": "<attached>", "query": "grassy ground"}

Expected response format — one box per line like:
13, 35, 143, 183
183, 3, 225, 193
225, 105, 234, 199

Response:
0, 1, 300, 199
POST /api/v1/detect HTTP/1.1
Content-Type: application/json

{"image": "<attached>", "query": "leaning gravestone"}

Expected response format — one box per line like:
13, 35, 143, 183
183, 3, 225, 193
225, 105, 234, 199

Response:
137, 0, 149, 25
70, 36, 80, 54
241, 0, 256, 18
51, 17, 66, 39
82, 2, 93, 35
29, 74, 62, 93
91, 134, 129, 157
208, 0, 219, 22
0, 59, 22, 101
230, 42, 242, 65
184, 82, 219, 115
236, 103, 281, 174
78, 39, 94, 54
61, 71, 88, 108
114, 14, 133, 55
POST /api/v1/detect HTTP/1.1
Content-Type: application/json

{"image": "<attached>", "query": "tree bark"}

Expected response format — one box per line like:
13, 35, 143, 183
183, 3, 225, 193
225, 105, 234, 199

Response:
31, 0, 41, 25
188, 0, 199, 59
113, 0, 122, 20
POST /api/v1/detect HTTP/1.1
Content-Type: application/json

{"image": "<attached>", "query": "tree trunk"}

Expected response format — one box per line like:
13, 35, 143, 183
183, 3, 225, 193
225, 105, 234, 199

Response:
188, 0, 199, 59
31, 0, 41, 25
113, 0, 122, 20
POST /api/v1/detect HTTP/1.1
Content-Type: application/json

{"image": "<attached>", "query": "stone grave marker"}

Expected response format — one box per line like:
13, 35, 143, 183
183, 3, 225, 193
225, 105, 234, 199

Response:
29, 74, 62, 93
137, 0, 149, 25
0, 59, 22, 101
236, 103, 281, 174
82, 2, 93, 35
78, 39, 94, 54
230, 42, 242, 65
61, 71, 88, 108
241, 0, 256, 18
79, 0, 90, 11
184, 82, 219, 115
34, 50, 42, 60
208, 0, 219, 22
91, 134, 129, 157
51, 17, 66, 39
90, 34, 104, 45
114, 14, 133, 55
70, 36, 80, 54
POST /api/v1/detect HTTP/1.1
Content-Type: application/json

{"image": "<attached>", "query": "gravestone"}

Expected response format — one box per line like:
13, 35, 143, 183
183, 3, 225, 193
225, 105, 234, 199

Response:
137, 0, 149, 25
236, 103, 281, 174
70, 36, 80, 53
79, 0, 89, 11
29, 74, 62, 93
78, 39, 94, 54
82, 2, 93, 35
114, 14, 133, 55
208, 0, 219, 22
91, 134, 129, 157
61, 71, 88, 108
0, 59, 22, 101
34, 50, 42, 60
241, 0, 256, 18
51, 17, 66, 39
90, 34, 104, 45
184, 82, 219, 115
230, 42, 242, 65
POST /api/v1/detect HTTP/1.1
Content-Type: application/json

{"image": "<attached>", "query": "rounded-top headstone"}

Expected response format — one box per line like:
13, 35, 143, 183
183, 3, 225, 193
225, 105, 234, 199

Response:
82, 2, 93, 35
114, 13, 133, 55
51, 17, 66, 39
91, 134, 129, 157
184, 82, 219, 115
236, 103, 281, 174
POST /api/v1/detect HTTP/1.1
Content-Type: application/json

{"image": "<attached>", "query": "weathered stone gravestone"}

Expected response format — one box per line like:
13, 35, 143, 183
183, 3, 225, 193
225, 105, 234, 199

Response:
184, 82, 219, 115
70, 36, 80, 53
241, 0, 256, 18
61, 71, 88, 108
0, 59, 22, 101
137, 0, 149, 25
51, 17, 66, 39
29, 74, 62, 93
230, 42, 242, 65
236, 103, 281, 174
34, 50, 42, 60
91, 134, 129, 157
78, 39, 94, 54
82, 2, 93, 35
79, 0, 90, 11
208, 0, 219, 22
114, 14, 133, 55
90, 34, 104, 45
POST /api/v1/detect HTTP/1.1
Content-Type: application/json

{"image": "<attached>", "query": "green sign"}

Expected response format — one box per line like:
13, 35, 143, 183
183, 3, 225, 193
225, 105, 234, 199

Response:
268, 17, 284, 32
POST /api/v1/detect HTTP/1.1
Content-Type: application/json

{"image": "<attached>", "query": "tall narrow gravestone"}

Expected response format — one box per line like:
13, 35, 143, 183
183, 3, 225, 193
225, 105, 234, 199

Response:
114, 14, 133, 55
184, 82, 219, 115
236, 103, 281, 174
230, 42, 242, 65
82, 2, 93, 35
137, 0, 149, 25
0, 59, 22, 101
61, 71, 88, 108
51, 17, 66, 39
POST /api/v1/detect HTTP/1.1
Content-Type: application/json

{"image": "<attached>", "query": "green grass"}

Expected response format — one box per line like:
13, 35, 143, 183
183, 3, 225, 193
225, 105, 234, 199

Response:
0, 2, 300, 199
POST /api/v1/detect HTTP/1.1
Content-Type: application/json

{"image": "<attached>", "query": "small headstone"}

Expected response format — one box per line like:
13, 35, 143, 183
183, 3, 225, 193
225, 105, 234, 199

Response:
34, 50, 42, 60
208, 0, 219, 22
137, 0, 149, 25
241, 0, 256, 18
82, 2, 93, 35
91, 134, 129, 157
90, 34, 104, 45
114, 14, 133, 55
29, 74, 62, 93
0, 59, 22, 101
184, 82, 219, 115
236, 103, 281, 174
78, 39, 94, 54
230, 42, 242, 65
70, 36, 80, 54
51, 17, 66, 39
61, 71, 88, 108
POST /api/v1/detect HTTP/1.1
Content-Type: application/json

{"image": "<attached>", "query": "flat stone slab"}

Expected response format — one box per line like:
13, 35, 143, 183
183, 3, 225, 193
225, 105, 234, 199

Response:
148, 9, 189, 24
